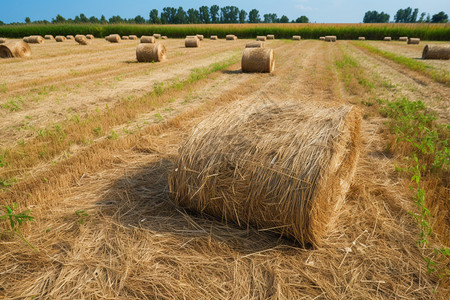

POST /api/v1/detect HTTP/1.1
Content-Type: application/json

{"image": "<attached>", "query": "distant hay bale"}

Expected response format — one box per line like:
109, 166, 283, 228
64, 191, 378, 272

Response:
407, 38, 420, 45
383, 37, 391, 41
422, 44, 450, 60
161, 36, 168, 40
44, 35, 54, 40
241, 48, 274, 73
86, 34, 94, 39
292, 35, 301, 40
267, 34, 275, 40
196, 34, 204, 40
325, 36, 337, 42
25, 36, 44, 44
185, 36, 200, 48
55, 36, 66, 42
210, 35, 218, 40
256, 36, 267, 41
399, 37, 408, 41
226, 35, 237, 40
358, 37, 365, 40
136, 42, 166, 62
66, 35, 75, 40
122, 36, 129, 40
169, 101, 361, 247
75, 34, 90, 45
245, 41, 264, 48
319, 37, 325, 41
129, 35, 138, 40
106, 34, 121, 43
153, 34, 161, 39
140, 36, 156, 43
0, 38, 6, 44
0, 41, 31, 58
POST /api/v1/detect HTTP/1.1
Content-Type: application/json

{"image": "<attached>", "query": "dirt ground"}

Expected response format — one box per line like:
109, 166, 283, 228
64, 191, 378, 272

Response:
0, 38, 448, 299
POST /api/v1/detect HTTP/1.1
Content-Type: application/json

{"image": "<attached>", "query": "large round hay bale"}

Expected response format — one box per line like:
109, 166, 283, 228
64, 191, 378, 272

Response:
153, 34, 161, 39
383, 37, 391, 41
86, 34, 94, 39
407, 38, 420, 45
170, 101, 361, 247
185, 36, 200, 48
267, 34, 275, 40
226, 35, 237, 40
196, 34, 204, 40
0, 38, 6, 44
129, 35, 138, 40
136, 43, 166, 62
55, 36, 66, 42
245, 41, 264, 48
26, 36, 44, 44
0, 41, 31, 58
325, 36, 336, 42
122, 36, 129, 40
241, 48, 274, 73
44, 35, 54, 40
161, 36, 168, 40
319, 37, 325, 41
140, 36, 156, 43
422, 44, 450, 60
66, 35, 75, 40
256, 36, 267, 41
106, 34, 121, 43
358, 37, 365, 40
292, 35, 301, 40
210, 35, 218, 40
75, 34, 90, 45
399, 37, 408, 41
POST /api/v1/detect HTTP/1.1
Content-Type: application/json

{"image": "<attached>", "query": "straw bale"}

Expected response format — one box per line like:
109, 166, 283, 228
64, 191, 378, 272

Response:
66, 35, 74, 40
129, 35, 138, 40
267, 34, 275, 40
210, 35, 218, 40
106, 34, 121, 43
196, 34, 204, 40
44, 35, 54, 40
153, 34, 161, 39
245, 41, 264, 48
422, 44, 450, 60
122, 36, 129, 40
358, 37, 365, 40
399, 37, 408, 41
241, 48, 274, 73
185, 36, 200, 48
136, 43, 166, 62
292, 36, 301, 40
86, 34, 94, 39
256, 36, 267, 41
226, 35, 237, 40
161, 36, 168, 40
319, 37, 325, 41
55, 36, 66, 42
383, 37, 391, 41
26, 36, 44, 44
75, 34, 90, 45
170, 101, 361, 247
407, 38, 420, 45
140, 36, 156, 43
0, 41, 31, 58
325, 36, 336, 42
0, 38, 5, 44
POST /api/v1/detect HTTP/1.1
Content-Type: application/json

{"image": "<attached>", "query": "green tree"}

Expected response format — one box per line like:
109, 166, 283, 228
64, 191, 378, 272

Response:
363, 10, 390, 23
89, 16, 99, 23
220, 6, 239, 23
210, 5, 220, 23
279, 15, 289, 23
248, 9, 260, 23
149, 9, 161, 24
79, 13, 89, 23
394, 7, 419, 23
418, 12, 426, 22
239, 9, 247, 23
174, 7, 187, 24
161, 7, 177, 24
100, 15, 107, 24
109, 15, 124, 23
199, 6, 210, 23
295, 16, 309, 23
187, 8, 200, 24
52, 14, 65, 23
0, 20, 4, 25
431, 11, 448, 23
264, 13, 277, 23
25, 17, 31, 24
134, 15, 146, 24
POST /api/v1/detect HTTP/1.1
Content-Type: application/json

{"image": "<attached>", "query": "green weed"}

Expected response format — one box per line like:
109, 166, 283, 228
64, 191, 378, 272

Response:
0, 203, 37, 252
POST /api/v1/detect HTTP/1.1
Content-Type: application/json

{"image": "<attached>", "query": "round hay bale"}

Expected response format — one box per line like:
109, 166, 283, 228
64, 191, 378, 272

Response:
106, 34, 121, 43
292, 35, 301, 40
256, 36, 267, 41
26, 36, 44, 44
0, 41, 31, 58
407, 38, 420, 45
196, 34, 204, 40
169, 101, 361, 247
210, 35, 218, 40
399, 37, 408, 41
75, 34, 90, 45
66, 35, 75, 40
129, 35, 138, 40
136, 42, 166, 62
122, 36, 129, 40
383, 37, 391, 41
161, 36, 168, 40
153, 34, 161, 39
241, 48, 274, 73
245, 41, 264, 48
140, 36, 156, 43
55, 36, 66, 42
226, 35, 237, 40
319, 37, 325, 41
358, 37, 365, 40
185, 36, 200, 48
0, 38, 6, 44
267, 34, 275, 40
325, 36, 336, 42
44, 35, 54, 40
86, 34, 94, 39
422, 44, 450, 60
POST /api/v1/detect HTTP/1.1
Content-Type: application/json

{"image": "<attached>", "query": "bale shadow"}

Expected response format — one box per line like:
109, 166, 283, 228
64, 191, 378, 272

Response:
95, 158, 302, 254
221, 69, 243, 74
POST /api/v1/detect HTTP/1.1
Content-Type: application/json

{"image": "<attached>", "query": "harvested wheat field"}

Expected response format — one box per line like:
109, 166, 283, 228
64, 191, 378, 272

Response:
0, 37, 449, 299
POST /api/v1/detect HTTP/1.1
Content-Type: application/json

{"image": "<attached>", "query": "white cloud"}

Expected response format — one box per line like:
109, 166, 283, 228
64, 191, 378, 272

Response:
295, 4, 313, 11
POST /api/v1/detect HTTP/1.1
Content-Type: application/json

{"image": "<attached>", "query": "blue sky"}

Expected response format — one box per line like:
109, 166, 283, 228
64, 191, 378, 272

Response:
1, 0, 449, 23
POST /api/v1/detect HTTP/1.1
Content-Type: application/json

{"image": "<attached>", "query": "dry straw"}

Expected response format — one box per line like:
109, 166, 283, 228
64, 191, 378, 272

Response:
256, 36, 267, 41
210, 35, 218, 40
407, 38, 420, 45
106, 34, 121, 43
0, 38, 5, 44
319, 36, 325, 40
24, 36, 44, 44
161, 36, 168, 40
292, 35, 301, 40
226, 35, 237, 40
325, 36, 337, 42
153, 34, 161, 39
241, 48, 274, 73
422, 44, 450, 59
55, 36, 66, 42
267, 34, 275, 40
245, 41, 264, 48
383, 37, 392, 41
170, 101, 361, 247
86, 34, 94, 39
0, 41, 31, 58
140, 36, 156, 43
136, 43, 166, 62
122, 36, 129, 40
185, 36, 200, 48
44, 35, 54, 40
75, 34, 90, 45
399, 37, 408, 41
129, 35, 138, 40
196, 34, 204, 40
66, 35, 74, 40
358, 37, 365, 40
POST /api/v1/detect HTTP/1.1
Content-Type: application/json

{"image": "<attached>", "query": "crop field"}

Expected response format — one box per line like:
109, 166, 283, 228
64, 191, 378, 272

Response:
0, 35, 449, 299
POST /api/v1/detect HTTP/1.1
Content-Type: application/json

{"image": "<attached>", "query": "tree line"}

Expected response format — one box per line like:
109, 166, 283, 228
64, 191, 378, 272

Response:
363, 7, 448, 23
1, 5, 309, 25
